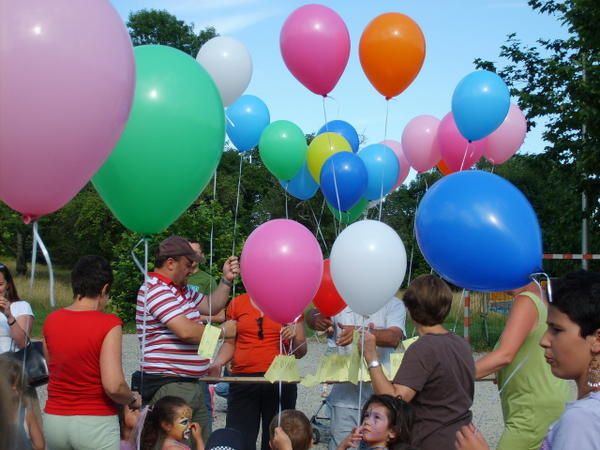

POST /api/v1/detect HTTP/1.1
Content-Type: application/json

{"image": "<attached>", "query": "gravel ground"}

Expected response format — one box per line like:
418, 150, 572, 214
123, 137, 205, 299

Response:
35, 334, 505, 449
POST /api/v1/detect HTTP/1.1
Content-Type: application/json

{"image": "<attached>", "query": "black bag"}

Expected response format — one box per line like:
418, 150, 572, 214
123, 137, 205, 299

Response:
4, 340, 49, 388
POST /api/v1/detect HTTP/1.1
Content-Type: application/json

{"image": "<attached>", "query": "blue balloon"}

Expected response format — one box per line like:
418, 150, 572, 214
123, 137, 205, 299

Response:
226, 95, 270, 152
320, 152, 368, 211
452, 70, 510, 141
358, 144, 399, 201
415, 170, 542, 291
317, 120, 360, 153
279, 163, 319, 201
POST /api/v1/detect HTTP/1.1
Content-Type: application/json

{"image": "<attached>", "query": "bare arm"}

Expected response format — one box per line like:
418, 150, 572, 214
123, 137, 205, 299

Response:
199, 309, 227, 324
198, 256, 239, 315
165, 315, 206, 344
207, 336, 236, 377
9, 315, 33, 349
370, 326, 403, 348
291, 319, 307, 359
475, 295, 538, 379
304, 308, 333, 332
25, 404, 45, 450
100, 326, 137, 406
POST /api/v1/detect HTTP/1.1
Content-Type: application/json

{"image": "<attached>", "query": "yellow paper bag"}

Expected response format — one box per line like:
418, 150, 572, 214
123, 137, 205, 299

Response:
197, 323, 221, 359
264, 355, 300, 383
401, 336, 418, 351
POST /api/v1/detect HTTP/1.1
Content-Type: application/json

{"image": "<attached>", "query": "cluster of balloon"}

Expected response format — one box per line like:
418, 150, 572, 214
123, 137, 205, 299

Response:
415, 171, 542, 291
241, 219, 323, 324
318, 120, 360, 153
259, 120, 307, 181
226, 94, 270, 153
0, 0, 135, 221
330, 220, 407, 316
279, 164, 319, 201
401, 115, 441, 173
313, 259, 346, 317
280, 4, 350, 97
93, 45, 225, 234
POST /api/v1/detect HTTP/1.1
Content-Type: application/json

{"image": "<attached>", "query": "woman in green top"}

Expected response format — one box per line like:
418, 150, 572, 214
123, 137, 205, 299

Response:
475, 281, 571, 450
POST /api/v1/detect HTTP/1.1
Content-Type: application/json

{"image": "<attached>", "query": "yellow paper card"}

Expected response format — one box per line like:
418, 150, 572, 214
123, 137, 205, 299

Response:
387, 352, 404, 379
325, 354, 351, 382
197, 324, 221, 359
264, 355, 300, 383
300, 374, 320, 388
401, 336, 418, 351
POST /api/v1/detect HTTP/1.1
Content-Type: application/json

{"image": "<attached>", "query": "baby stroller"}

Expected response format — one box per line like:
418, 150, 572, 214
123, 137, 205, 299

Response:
310, 399, 331, 445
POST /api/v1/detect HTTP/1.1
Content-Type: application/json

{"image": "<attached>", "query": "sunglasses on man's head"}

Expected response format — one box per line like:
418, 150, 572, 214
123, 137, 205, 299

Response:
256, 317, 264, 340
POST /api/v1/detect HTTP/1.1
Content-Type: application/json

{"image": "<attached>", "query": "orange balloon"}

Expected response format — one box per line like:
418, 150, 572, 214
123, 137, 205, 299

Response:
437, 159, 455, 176
359, 13, 426, 99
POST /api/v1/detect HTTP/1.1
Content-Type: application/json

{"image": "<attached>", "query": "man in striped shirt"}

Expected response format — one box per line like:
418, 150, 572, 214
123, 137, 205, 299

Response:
136, 235, 239, 444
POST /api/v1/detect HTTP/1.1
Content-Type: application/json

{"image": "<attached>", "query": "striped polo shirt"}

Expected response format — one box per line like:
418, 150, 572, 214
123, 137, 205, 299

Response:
136, 272, 208, 377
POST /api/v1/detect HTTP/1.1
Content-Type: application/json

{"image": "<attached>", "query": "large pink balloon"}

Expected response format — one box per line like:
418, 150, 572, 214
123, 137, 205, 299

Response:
241, 219, 324, 324
437, 112, 487, 172
280, 4, 350, 96
0, 0, 135, 221
381, 140, 411, 188
485, 103, 527, 165
401, 115, 441, 173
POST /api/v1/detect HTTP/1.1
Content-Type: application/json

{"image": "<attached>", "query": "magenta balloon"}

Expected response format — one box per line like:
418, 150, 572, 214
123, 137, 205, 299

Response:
485, 104, 527, 165
0, 0, 135, 220
437, 112, 487, 172
401, 115, 441, 173
280, 4, 350, 96
381, 140, 411, 187
241, 219, 324, 324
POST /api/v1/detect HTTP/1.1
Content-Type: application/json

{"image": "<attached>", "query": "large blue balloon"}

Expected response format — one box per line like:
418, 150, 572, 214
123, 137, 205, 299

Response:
416, 170, 542, 291
452, 70, 510, 142
320, 152, 367, 211
226, 95, 270, 152
279, 163, 319, 201
358, 144, 399, 201
318, 120, 360, 153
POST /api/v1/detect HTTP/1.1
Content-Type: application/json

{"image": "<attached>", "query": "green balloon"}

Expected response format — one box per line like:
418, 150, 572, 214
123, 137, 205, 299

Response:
93, 45, 225, 234
328, 198, 368, 224
259, 120, 307, 180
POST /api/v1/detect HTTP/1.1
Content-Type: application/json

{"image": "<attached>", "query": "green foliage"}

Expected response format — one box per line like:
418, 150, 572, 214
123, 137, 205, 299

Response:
127, 9, 217, 56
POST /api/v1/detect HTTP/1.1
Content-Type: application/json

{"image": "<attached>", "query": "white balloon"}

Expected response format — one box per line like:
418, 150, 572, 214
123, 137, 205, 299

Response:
196, 36, 252, 107
330, 220, 407, 316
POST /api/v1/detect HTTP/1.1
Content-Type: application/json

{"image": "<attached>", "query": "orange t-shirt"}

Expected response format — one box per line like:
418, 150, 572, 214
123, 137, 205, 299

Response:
226, 294, 288, 374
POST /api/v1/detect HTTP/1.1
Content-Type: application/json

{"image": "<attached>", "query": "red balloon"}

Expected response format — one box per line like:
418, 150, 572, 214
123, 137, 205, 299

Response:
313, 259, 346, 317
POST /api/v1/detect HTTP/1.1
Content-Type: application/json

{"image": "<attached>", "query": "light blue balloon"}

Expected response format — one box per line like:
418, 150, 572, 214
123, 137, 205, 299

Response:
416, 170, 542, 291
226, 95, 270, 152
317, 120, 360, 153
452, 70, 510, 141
358, 144, 399, 201
279, 163, 318, 201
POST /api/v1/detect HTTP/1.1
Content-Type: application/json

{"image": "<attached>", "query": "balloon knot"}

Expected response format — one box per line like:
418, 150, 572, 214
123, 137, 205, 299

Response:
22, 215, 37, 225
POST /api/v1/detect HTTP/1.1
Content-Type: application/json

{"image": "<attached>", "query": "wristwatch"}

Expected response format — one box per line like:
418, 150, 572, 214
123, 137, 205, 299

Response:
220, 277, 233, 287
368, 360, 381, 369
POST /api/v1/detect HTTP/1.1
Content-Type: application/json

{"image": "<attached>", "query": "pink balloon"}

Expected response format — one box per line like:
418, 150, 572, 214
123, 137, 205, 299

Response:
437, 112, 487, 172
241, 219, 324, 324
381, 140, 411, 187
401, 115, 441, 173
0, 0, 135, 221
280, 4, 350, 96
485, 103, 527, 165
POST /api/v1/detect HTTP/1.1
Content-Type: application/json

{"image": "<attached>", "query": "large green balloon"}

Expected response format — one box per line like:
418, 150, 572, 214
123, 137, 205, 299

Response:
259, 120, 307, 180
327, 198, 368, 224
93, 45, 225, 234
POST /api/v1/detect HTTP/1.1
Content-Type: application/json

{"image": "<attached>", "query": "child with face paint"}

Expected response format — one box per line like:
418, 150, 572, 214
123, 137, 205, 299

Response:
337, 395, 415, 450
140, 396, 204, 450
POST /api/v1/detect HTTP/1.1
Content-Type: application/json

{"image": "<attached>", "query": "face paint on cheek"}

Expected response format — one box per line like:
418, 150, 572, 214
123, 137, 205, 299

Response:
179, 418, 191, 440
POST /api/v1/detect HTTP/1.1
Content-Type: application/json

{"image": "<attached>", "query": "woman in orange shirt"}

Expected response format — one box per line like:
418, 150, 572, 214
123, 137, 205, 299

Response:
208, 293, 306, 450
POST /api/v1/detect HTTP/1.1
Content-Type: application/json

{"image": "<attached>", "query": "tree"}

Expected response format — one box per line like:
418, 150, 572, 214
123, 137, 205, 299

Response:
474, 0, 600, 207
127, 9, 217, 56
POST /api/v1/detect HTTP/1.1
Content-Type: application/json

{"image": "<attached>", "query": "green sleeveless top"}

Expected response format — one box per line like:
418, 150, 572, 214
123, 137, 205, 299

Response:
496, 291, 571, 450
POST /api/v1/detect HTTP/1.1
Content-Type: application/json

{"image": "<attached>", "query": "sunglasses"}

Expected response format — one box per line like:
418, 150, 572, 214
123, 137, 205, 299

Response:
256, 317, 264, 340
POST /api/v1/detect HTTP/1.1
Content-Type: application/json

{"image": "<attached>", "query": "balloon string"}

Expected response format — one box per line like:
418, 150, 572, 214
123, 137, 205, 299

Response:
278, 332, 283, 427
378, 165, 385, 222
309, 202, 329, 252
453, 289, 466, 333
384, 100, 390, 142
406, 193, 420, 287
139, 238, 149, 404
460, 141, 470, 171
285, 190, 289, 219
357, 317, 366, 425
32, 222, 55, 307
322, 97, 343, 225
208, 172, 218, 322
29, 227, 38, 290
231, 155, 244, 299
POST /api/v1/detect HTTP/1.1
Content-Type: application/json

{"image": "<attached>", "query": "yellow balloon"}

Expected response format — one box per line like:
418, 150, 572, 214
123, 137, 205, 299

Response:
307, 132, 352, 182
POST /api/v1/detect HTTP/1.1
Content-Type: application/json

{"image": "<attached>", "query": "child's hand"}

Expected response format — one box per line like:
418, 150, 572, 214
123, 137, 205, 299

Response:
271, 427, 293, 450
190, 423, 204, 450
336, 427, 363, 450
455, 424, 489, 450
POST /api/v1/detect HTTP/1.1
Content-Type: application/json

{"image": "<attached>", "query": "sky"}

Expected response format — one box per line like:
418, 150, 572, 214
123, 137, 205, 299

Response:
112, 0, 569, 165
